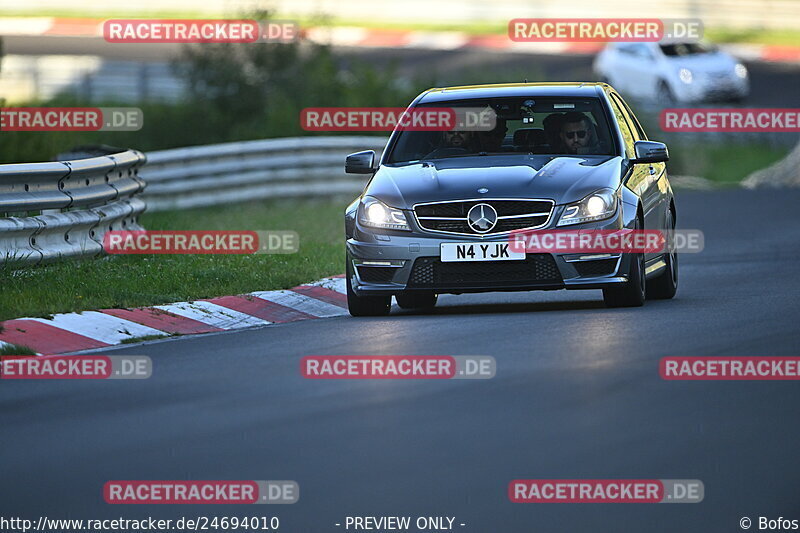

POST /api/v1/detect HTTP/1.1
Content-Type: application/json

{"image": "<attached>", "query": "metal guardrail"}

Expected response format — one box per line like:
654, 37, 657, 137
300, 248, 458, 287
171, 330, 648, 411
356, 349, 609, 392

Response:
0, 136, 386, 265
0, 55, 186, 105
141, 136, 386, 211
0, 150, 147, 265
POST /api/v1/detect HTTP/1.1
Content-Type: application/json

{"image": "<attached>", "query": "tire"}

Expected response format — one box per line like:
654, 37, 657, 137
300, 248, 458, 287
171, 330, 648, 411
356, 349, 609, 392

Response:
603, 217, 646, 308
657, 80, 675, 105
646, 208, 678, 300
346, 258, 391, 317
396, 291, 437, 310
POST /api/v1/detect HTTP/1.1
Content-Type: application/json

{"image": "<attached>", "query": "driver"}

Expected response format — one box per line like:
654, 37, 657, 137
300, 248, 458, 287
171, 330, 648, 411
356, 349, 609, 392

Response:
558, 112, 596, 154
424, 129, 473, 159
442, 129, 471, 149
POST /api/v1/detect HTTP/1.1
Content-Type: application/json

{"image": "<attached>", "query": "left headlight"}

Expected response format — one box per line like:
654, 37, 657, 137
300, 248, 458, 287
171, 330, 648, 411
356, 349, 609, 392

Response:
557, 188, 618, 226
734, 63, 748, 79
358, 197, 410, 231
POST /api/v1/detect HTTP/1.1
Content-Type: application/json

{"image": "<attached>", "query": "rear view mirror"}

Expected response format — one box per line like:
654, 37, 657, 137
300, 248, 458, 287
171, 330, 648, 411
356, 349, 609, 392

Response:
632, 141, 669, 163
345, 150, 376, 174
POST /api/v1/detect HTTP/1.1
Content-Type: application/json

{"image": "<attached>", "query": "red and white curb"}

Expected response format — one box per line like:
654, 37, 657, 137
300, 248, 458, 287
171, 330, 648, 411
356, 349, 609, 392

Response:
0, 275, 349, 356
1, 17, 799, 63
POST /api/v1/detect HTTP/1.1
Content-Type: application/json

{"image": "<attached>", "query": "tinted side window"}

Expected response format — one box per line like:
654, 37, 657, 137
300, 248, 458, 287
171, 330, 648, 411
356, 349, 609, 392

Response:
617, 44, 638, 56
611, 93, 648, 141
619, 43, 653, 59
608, 95, 636, 159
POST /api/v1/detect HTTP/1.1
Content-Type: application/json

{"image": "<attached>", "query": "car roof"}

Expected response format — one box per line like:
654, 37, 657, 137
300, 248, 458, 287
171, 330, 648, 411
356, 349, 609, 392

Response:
417, 82, 607, 103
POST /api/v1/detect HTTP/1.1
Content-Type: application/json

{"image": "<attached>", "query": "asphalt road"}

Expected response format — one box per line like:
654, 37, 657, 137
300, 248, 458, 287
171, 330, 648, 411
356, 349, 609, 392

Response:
5, 35, 800, 106
2, 188, 800, 532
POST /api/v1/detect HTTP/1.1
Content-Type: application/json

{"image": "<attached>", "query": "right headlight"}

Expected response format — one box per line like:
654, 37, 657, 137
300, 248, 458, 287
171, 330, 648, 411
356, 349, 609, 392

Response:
358, 197, 410, 231
557, 188, 618, 226
679, 68, 694, 84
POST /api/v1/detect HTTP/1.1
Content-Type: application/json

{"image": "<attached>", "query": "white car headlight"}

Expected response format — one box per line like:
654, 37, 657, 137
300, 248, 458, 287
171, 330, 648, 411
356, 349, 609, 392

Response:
735, 63, 748, 79
358, 197, 410, 231
679, 68, 693, 84
557, 188, 618, 226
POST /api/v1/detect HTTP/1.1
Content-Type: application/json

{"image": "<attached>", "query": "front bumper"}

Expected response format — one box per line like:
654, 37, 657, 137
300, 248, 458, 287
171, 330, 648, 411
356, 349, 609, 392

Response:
347, 206, 634, 296
672, 75, 749, 103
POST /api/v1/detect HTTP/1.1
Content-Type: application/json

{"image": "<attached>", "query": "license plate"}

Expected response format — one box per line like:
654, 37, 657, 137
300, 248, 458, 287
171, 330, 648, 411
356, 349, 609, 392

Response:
440, 242, 525, 262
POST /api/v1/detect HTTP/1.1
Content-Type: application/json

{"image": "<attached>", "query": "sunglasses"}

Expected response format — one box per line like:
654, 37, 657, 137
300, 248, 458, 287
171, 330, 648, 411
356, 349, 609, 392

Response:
446, 131, 466, 136
564, 130, 588, 140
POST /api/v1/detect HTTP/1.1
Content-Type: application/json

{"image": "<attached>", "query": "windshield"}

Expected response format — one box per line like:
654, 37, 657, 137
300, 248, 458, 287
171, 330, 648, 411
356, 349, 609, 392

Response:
659, 42, 717, 56
386, 96, 616, 163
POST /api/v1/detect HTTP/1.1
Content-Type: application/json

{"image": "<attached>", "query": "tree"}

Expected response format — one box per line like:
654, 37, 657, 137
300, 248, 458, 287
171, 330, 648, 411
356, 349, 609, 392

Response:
172, 13, 420, 140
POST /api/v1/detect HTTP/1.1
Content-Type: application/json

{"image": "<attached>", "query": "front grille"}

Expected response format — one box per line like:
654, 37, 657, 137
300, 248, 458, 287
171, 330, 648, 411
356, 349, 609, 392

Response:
415, 200, 550, 217
407, 254, 562, 289
414, 199, 553, 236
357, 266, 397, 283
573, 258, 618, 277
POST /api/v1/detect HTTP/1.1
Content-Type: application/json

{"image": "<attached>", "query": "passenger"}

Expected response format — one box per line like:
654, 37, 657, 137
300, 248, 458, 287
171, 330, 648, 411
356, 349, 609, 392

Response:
475, 119, 508, 153
542, 113, 564, 150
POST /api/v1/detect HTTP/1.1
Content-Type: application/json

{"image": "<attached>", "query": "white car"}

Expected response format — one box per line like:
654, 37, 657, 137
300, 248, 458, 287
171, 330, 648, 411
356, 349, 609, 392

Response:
593, 41, 749, 103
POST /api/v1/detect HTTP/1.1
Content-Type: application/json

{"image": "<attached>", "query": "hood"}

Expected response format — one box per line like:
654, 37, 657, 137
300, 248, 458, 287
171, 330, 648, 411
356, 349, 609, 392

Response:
365, 155, 624, 208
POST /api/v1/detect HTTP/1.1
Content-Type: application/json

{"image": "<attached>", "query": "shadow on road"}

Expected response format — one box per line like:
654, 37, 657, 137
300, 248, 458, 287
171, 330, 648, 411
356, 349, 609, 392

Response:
392, 298, 608, 316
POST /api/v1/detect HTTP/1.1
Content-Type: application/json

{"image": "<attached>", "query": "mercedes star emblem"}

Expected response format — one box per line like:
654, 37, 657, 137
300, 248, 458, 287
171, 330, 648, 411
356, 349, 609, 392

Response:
467, 203, 498, 233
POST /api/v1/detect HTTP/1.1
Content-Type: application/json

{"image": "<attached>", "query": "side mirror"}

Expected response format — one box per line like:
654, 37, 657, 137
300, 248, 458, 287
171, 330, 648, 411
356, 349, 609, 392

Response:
345, 150, 376, 174
632, 140, 669, 164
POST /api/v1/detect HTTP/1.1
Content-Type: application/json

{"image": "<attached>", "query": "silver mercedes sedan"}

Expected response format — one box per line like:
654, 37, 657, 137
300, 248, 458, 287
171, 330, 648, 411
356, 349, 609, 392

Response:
344, 82, 677, 316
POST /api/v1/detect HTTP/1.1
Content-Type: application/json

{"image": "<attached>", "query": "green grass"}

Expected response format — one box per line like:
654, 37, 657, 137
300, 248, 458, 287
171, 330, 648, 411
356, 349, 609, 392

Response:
120, 334, 171, 344
667, 142, 791, 184
0, 343, 37, 355
704, 28, 800, 47
0, 197, 347, 321
0, 9, 220, 18
295, 18, 509, 36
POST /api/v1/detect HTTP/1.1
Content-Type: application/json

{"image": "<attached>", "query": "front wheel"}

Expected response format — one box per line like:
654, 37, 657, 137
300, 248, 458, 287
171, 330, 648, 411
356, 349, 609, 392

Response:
657, 80, 676, 105
346, 259, 391, 317
646, 209, 678, 299
603, 218, 646, 308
